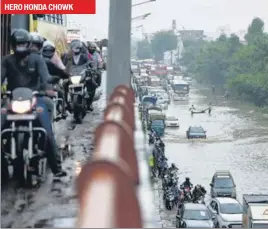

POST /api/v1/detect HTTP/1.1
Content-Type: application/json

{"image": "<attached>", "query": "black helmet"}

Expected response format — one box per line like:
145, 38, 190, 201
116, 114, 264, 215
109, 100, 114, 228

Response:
11, 29, 32, 57
42, 40, 56, 59
186, 177, 190, 181
171, 163, 175, 168
30, 32, 44, 51
71, 40, 82, 55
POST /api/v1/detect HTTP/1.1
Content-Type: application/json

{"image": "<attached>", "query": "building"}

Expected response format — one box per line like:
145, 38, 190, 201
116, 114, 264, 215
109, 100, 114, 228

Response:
178, 30, 204, 41
67, 29, 83, 44
5, 14, 68, 55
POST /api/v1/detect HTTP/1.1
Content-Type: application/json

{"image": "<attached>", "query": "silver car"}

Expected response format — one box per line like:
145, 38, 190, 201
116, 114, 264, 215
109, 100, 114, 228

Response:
207, 197, 243, 228
176, 203, 215, 228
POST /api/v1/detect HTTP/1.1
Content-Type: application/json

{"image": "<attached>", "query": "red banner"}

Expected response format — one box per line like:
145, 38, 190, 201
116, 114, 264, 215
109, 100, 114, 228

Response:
1, 0, 96, 14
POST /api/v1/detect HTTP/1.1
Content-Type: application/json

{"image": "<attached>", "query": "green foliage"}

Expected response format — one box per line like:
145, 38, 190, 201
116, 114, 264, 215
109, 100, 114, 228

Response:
181, 17, 268, 107
150, 30, 178, 61
136, 39, 153, 60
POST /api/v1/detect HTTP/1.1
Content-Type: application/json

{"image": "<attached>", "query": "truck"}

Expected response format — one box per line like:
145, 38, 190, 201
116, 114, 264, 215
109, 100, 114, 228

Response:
243, 194, 268, 228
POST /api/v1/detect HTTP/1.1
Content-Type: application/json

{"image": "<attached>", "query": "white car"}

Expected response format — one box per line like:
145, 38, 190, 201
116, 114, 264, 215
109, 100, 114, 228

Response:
165, 116, 179, 127
207, 197, 243, 228
157, 101, 168, 110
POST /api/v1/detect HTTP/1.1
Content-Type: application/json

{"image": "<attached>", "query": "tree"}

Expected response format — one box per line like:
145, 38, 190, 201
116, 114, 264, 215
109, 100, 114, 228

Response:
136, 39, 153, 59
245, 17, 264, 44
181, 17, 268, 107
150, 30, 178, 61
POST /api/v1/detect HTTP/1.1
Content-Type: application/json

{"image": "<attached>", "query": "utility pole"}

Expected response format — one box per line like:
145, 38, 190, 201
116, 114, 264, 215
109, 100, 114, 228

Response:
106, 0, 132, 97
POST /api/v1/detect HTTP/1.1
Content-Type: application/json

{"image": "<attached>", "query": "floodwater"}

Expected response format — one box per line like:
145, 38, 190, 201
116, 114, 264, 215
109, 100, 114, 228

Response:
155, 84, 268, 227
1, 73, 106, 228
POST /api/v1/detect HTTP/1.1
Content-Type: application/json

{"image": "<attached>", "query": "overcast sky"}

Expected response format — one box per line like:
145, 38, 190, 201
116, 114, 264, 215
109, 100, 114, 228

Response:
68, 0, 268, 40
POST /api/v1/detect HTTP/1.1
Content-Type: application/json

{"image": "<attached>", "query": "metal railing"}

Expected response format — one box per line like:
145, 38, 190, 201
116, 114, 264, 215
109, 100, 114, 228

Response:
77, 85, 153, 228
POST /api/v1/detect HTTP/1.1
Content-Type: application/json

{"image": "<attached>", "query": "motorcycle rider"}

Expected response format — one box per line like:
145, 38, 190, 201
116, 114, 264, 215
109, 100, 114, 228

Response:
189, 104, 196, 111
192, 184, 206, 203
149, 153, 155, 177
86, 42, 102, 111
170, 163, 179, 171
1, 29, 67, 178
62, 40, 89, 69
181, 177, 193, 189
30, 32, 45, 54
42, 40, 70, 118
156, 137, 165, 149
29, 32, 55, 122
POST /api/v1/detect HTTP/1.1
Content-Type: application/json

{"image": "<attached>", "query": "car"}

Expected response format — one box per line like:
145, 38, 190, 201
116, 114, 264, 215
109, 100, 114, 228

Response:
207, 197, 243, 228
210, 171, 237, 198
176, 203, 215, 228
165, 116, 179, 127
186, 126, 206, 139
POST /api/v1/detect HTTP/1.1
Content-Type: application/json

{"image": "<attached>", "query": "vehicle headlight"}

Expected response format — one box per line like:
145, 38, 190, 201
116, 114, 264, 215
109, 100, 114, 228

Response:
11, 100, 33, 114
70, 75, 82, 84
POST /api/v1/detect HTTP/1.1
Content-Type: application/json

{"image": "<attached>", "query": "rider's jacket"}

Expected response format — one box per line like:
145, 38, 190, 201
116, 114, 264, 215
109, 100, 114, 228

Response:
182, 181, 193, 188
44, 58, 69, 83
1, 53, 49, 91
149, 154, 154, 167
62, 52, 89, 68
72, 53, 89, 66
88, 51, 102, 68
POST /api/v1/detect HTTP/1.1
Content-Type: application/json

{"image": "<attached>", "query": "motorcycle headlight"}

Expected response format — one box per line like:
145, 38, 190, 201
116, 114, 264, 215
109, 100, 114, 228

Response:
70, 75, 82, 84
11, 99, 33, 114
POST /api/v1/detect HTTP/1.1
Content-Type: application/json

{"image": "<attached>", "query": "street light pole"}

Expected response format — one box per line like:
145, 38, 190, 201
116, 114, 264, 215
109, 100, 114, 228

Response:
132, 0, 156, 7
106, 0, 132, 97
132, 13, 151, 21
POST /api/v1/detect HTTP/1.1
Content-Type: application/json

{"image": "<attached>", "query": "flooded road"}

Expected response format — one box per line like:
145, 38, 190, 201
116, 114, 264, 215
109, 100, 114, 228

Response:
157, 84, 268, 227
1, 73, 106, 228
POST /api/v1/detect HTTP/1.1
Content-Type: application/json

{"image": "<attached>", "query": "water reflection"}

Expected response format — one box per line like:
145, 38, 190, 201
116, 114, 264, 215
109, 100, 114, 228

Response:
158, 86, 268, 227
75, 161, 82, 176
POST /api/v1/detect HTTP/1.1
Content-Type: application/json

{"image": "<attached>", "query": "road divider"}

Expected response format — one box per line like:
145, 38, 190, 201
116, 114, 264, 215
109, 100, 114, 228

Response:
77, 85, 149, 228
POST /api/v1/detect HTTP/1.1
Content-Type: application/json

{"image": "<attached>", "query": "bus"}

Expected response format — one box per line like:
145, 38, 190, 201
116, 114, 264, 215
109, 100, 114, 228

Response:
1, 14, 68, 57
172, 79, 189, 101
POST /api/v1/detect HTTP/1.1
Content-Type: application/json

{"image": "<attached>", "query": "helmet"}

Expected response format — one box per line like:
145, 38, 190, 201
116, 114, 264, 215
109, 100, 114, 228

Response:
186, 177, 190, 181
171, 163, 175, 168
70, 40, 82, 55
11, 29, 32, 57
87, 42, 97, 53
42, 40, 56, 59
30, 32, 44, 51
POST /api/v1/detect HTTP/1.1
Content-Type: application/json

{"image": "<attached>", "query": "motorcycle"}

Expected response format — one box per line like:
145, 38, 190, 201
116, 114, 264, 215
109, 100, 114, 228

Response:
1, 88, 48, 187
181, 186, 193, 202
49, 85, 65, 135
68, 75, 88, 123
165, 189, 175, 210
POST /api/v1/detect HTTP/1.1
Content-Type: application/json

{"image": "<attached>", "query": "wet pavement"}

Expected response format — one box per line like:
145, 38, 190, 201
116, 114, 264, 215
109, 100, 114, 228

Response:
154, 84, 268, 227
1, 73, 106, 228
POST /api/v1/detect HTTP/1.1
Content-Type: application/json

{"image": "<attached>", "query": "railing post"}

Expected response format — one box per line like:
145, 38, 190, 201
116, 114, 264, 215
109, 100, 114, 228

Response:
77, 85, 143, 228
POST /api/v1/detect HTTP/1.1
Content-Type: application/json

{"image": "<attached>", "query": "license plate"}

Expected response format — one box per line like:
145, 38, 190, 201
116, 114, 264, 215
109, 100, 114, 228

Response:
7, 114, 36, 121
69, 84, 83, 88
